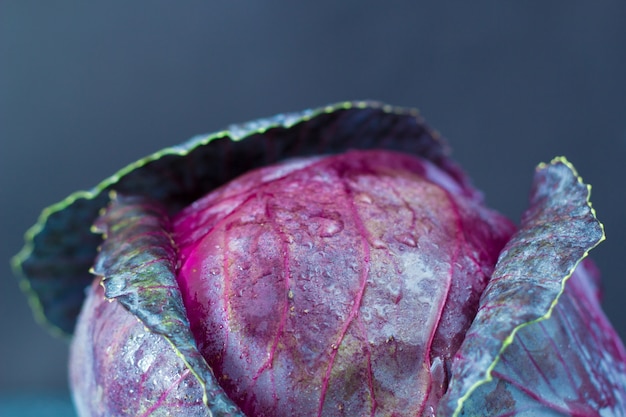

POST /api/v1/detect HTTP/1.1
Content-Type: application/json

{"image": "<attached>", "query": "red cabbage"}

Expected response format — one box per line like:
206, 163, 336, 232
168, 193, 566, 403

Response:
13, 102, 625, 416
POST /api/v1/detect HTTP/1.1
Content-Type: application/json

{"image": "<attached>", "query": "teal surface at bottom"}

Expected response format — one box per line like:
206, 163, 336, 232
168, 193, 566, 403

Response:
0, 392, 76, 417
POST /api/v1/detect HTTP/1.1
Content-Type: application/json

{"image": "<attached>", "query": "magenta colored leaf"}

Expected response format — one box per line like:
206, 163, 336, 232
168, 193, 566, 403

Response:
173, 149, 514, 416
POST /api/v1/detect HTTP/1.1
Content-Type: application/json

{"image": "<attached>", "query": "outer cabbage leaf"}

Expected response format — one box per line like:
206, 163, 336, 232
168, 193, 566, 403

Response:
71, 280, 211, 417
82, 193, 245, 416
440, 158, 613, 416
12, 101, 467, 337
454, 260, 626, 416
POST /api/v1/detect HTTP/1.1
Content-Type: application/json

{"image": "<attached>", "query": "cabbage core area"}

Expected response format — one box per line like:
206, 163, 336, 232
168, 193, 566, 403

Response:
172, 150, 514, 416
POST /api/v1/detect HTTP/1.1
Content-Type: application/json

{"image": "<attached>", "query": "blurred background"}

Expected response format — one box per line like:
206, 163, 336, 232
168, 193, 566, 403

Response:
1, 2, 625, 415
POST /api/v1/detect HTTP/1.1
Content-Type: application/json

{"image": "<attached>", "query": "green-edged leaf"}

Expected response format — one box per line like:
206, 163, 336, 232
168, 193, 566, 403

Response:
440, 157, 605, 416
12, 101, 461, 337
91, 193, 245, 416
451, 259, 626, 416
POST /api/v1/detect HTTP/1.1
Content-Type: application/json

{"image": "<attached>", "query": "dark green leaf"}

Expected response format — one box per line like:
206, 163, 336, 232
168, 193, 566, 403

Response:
452, 260, 626, 416
440, 157, 606, 416
12, 101, 460, 337
91, 193, 245, 416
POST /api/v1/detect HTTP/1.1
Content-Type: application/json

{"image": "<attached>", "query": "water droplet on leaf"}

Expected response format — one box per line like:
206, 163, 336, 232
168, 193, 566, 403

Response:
317, 217, 344, 238
395, 233, 417, 247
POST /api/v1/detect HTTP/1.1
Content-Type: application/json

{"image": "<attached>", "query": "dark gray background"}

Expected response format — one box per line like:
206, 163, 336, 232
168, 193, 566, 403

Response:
2, 1, 625, 400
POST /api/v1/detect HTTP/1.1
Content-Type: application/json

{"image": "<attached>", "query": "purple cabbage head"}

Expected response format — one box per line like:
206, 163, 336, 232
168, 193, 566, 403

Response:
13, 102, 626, 416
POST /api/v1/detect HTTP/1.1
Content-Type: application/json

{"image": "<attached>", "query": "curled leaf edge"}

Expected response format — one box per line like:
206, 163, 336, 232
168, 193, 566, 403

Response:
450, 156, 606, 417
11, 100, 430, 338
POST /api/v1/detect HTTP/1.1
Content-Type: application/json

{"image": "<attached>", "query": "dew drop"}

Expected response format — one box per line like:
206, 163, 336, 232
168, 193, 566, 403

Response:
370, 238, 387, 249
387, 281, 401, 298
318, 217, 344, 238
395, 233, 417, 248
356, 193, 373, 204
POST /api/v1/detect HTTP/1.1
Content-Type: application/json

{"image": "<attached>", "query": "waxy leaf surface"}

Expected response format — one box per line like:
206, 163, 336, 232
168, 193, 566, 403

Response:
455, 261, 626, 416
440, 159, 609, 416
90, 194, 245, 415
172, 149, 514, 416
13, 102, 463, 337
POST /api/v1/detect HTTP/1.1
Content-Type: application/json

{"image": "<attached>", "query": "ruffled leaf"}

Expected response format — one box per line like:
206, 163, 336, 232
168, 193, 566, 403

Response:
12, 101, 466, 337
454, 260, 626, 416
440, 157, 606, 416
91, 193, 245, 416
